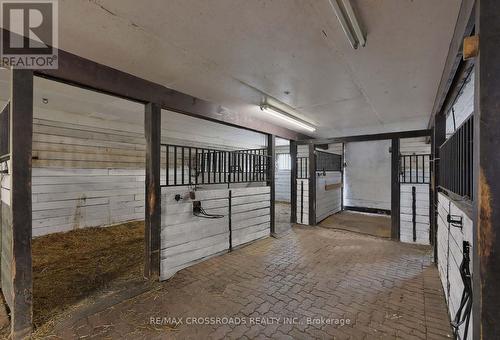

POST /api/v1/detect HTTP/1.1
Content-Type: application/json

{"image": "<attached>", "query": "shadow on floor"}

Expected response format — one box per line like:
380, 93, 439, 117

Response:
320, 210, 391, 238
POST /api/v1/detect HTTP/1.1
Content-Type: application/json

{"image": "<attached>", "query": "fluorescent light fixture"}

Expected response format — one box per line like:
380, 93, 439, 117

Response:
260, 104, 316, 132
328, 0, 366, 49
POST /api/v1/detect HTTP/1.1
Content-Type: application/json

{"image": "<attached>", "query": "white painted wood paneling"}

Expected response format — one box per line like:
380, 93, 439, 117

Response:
437, 192, 473, 340
296, 179, 309, 225
316, 171, 341, 222
160, 186, 270, 280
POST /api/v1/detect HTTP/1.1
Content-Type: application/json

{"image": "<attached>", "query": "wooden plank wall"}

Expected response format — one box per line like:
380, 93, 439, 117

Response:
31, 116, 147, 236
316, 172, 341, 223
400, 137, 431, 245
160, 185, 270, 280
275, 145, 291, 202
437, 192, 473, 340
0, 161, 13, 307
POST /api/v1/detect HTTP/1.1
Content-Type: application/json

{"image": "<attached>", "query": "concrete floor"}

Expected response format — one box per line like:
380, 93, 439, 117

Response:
275, 201, 292, 236
320, 211, 392, 238
37, 225, 452, 339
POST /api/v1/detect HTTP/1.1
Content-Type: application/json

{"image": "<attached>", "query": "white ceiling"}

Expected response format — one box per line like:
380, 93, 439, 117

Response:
15, 0, 463, 137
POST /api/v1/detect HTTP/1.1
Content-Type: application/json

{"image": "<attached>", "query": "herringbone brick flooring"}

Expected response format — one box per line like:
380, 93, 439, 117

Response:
42, 225, 452, 339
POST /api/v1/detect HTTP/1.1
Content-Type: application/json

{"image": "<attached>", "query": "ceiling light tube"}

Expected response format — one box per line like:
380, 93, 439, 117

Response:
328, 0, 358, 49
341, 0, 366, 47
260, 104, 316, 132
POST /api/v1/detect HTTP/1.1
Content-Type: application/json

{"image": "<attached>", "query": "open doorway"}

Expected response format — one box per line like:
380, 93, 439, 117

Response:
30, 76, 147, 331
275, 137, 291, 235
320, 140, 392, 238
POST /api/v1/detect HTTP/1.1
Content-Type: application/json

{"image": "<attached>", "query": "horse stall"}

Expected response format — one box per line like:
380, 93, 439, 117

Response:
159, 121, 272, 280
0, 71, 273, 333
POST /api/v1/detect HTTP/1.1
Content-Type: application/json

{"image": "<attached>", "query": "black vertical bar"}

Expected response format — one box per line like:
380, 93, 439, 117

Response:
308, 144, 316, 226
173, 146, 177, 185
403, 156, 406, 182
195, 149, 199, 186
391, 138, 400, 240
300, 181, 304, 224
145, 102, 161, 280
229, 190, 232, 251
228, 152, 232, 184
8, 69, 34, 338
268, 134, 276, 235
341, 143, 345, 211
410, 155, 413, 183
201, 149, 205, 184
181, 147, 185, 185
290, 141, 298, 224
166, 145, 169, 186
412, 186, 417, 242
188, 147, 192, 185
416, 155, 419, 183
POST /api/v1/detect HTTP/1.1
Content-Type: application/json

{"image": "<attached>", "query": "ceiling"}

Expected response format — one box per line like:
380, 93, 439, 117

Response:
14, 0, 463, 137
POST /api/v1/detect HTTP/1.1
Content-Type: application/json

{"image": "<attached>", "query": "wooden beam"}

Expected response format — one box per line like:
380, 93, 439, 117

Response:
297, 129, 431, 145
431, 113, 446, 261
290, 141, 297, 224
31, 47, 310, 141
428, 0, 475, 127
9, 69, 34, 339
308, 144, 316, 226
473, 0, 500, 338
391, 138, 400, 240
267, 134, 276, 235
144, 103, 161, 279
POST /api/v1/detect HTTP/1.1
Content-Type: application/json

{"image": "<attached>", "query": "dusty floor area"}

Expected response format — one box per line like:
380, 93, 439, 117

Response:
38, 225, 451, 339
31, 221, 146, 333
320, 210, 392, 238
275, 201, 291, 235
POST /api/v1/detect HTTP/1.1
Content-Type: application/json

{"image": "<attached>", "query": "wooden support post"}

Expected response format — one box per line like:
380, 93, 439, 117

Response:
267, 134, 276, 235
473, 0, 500, 338
144, 103, 161, 279
341, 143, 345, 211
290, 141, 297, 224
308, 144, 316, 226
432, 113, 446, 261
7, 69, 33, 339
390, 138, 400, 240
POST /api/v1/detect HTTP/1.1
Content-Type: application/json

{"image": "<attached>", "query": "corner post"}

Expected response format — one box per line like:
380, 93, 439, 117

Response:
144, 103, 161, 279
8, 69, 34, 339
308, 144, 316, 226
290, 141, 297, 224
267, 134, 276, 235
390, 138, 400, 240
473, 0, 500, 337
432, 113, 446, 261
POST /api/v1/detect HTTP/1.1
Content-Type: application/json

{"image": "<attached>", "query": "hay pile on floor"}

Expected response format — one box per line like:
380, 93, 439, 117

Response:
32, 221, 145, 329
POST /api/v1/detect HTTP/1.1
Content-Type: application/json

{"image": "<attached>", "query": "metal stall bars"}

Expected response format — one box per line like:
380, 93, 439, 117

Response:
160, 144, 270, 187
439, 115, 473, 200
316, 151, 342, 173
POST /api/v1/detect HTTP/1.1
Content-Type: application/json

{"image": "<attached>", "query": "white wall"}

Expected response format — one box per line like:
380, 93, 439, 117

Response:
446, 70, 474, 138
275, 145, 290, 202
344, 140, 391, 210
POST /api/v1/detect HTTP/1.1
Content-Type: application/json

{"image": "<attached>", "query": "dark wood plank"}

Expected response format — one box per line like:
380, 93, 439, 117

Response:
144, 102, 161, 279
391, 138, 400, 240
308, 144, 316, 226
9, 69, 34, 339
297, 129, 431, 145
473, 1, 500, 338
267, 134, 276, 235
290, 141, 297, 224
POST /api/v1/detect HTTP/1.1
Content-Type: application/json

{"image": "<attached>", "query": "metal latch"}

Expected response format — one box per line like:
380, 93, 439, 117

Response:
447, 214, 463, 229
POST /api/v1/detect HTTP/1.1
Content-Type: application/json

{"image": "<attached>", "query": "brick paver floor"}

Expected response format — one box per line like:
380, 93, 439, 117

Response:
38, 225, 452, 339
